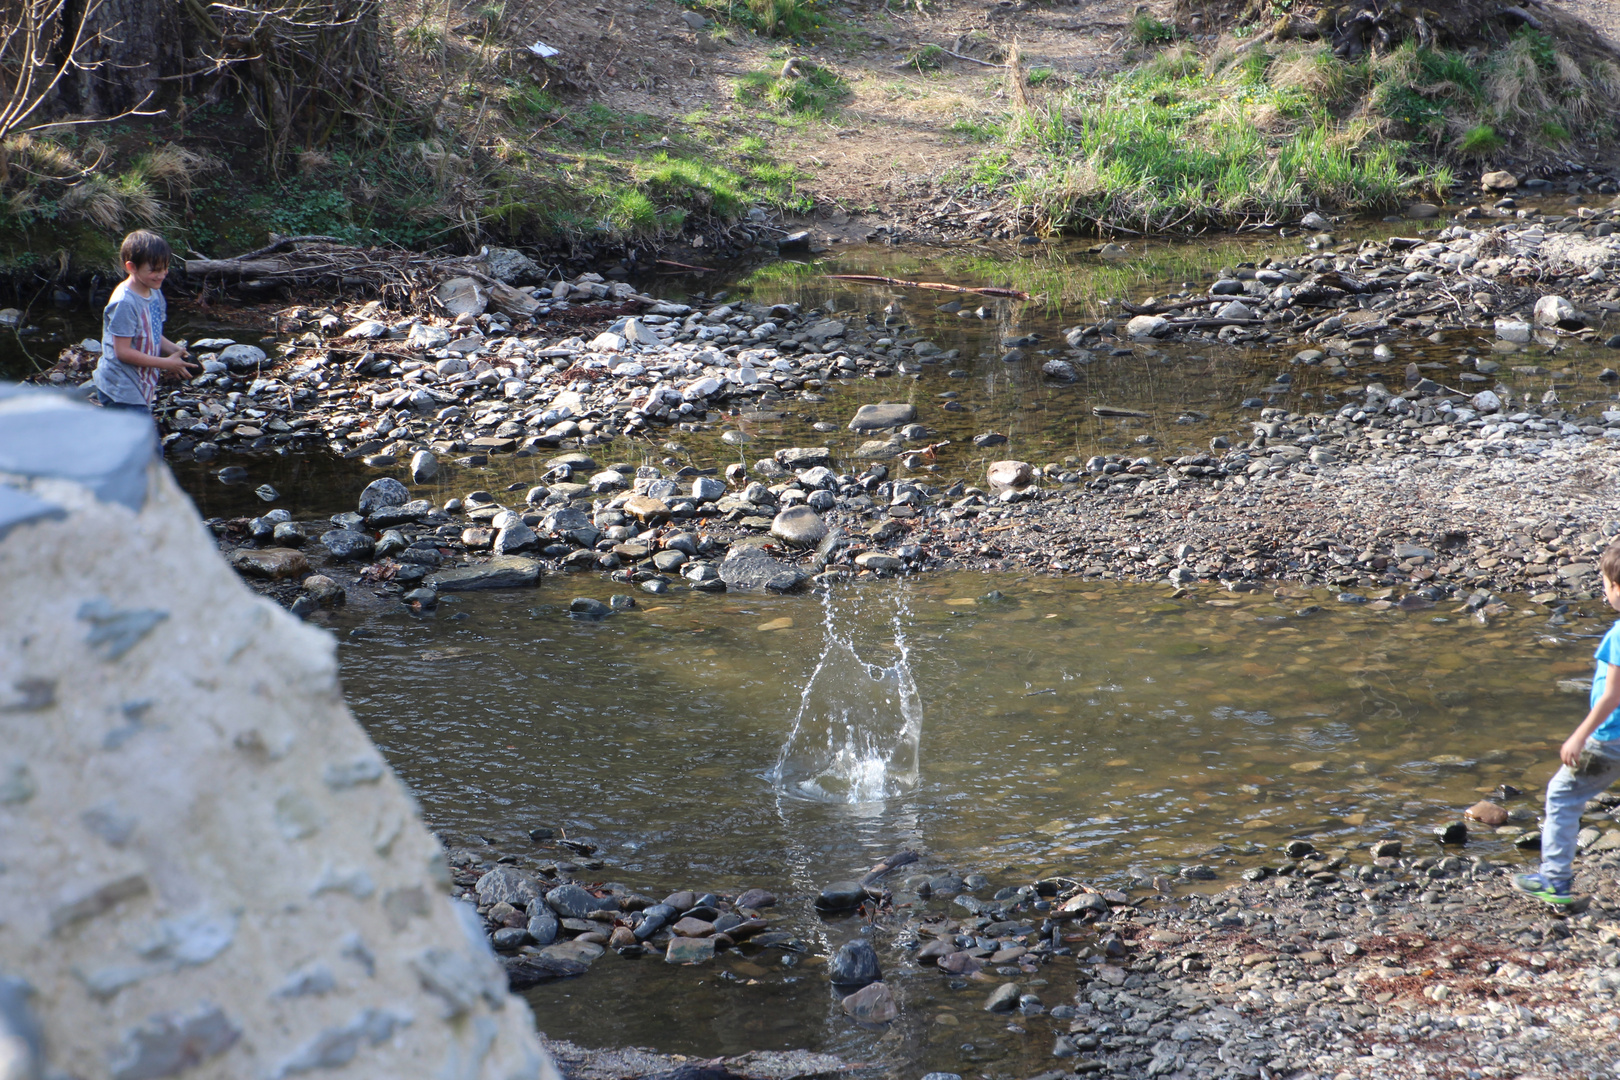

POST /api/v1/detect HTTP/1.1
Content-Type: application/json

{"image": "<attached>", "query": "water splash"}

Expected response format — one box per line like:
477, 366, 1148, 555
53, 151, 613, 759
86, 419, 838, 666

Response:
768, 587, 923, 804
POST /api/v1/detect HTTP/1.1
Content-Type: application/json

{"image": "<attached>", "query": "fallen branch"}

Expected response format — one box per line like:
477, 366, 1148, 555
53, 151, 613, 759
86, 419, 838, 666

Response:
934, 46, 1005, 68
656, 259, 717, 272
822, 273, 1031, 300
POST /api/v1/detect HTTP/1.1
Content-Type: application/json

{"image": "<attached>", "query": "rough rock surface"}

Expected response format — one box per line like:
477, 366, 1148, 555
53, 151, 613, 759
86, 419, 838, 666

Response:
0, 385, 556, 1080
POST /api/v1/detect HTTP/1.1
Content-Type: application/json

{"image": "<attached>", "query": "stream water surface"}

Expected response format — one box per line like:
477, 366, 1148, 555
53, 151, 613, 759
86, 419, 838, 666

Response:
333, 572, 1595, 1072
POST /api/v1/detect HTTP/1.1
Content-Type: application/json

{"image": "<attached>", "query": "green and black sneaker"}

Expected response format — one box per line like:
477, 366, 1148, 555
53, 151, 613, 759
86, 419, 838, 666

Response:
1511, 873, 1575, 905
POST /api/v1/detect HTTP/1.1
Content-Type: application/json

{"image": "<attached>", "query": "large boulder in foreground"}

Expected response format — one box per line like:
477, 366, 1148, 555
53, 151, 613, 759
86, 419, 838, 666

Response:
0, 385, 556, 1080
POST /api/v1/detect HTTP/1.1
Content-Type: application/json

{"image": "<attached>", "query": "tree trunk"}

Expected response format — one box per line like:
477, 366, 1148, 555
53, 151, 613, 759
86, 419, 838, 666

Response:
54, 0, 186, 117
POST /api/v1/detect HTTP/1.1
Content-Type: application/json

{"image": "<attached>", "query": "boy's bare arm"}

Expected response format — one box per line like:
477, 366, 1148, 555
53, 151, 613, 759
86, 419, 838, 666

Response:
159, 334, 188, 358
1563, 661, 1620, 766
114, 336, 195, 374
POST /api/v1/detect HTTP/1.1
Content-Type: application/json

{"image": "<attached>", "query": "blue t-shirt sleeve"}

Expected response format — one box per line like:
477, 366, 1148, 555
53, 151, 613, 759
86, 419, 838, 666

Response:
105, 297, 140, 340
1598, 625, 1620, 668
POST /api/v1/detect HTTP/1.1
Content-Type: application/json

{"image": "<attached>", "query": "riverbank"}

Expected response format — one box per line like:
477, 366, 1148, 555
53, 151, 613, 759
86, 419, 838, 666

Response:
440, 813, 1620, 1080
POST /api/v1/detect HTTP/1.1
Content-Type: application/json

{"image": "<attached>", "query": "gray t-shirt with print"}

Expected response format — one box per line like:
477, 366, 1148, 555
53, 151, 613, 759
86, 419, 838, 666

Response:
95, 281, 167, 406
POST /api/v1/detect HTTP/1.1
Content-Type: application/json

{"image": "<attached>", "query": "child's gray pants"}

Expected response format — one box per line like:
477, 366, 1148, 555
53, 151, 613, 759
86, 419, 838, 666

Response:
1541, 737, 1620, 883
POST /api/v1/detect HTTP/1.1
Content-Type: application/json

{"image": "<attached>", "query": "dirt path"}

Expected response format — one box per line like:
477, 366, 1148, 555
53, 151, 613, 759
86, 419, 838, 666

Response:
509, 0, 1158, 231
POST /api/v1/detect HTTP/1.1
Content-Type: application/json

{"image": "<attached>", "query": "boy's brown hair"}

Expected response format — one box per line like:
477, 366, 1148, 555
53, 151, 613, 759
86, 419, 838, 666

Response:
120, 229, 171, 271
1601, 543, 1620, 586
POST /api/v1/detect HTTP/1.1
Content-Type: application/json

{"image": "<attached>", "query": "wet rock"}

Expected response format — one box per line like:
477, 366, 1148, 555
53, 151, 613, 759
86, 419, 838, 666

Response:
1494, 320, 1531, 343
815, 882, 867, 911
568, 598, 612, 618
632, 905, 677, 941
720, 547, 802, 592
503, 954, 585, 989
736, 888, 776, 910
986, 460, 1033, 489
665, 938, 715, 964
410, 450, 438, 484
358, 478, 410, 514
1434, 821, 1468, 845
1465, 800, 1509, 826
1406, 202, 1441, 220
476, 866, 544, 907
1300, 211, 1331, 230
230, 547, 309, 580
374, 530, 408, 559
854, 552, 903, 573
545, 884, 598, 919
271, 522, 306, 547
1481, 170, 1518, 191
1217, 300, 1254, 321
1126, 315, 1169, 338
493, 522, 539, 555
771, 505, 827, 547
219, 343, 268, 372
1533, 295, 1581, 328
984, 982, 1021, 1012
623, 495, 671, 524
320, 529, 374, 561
1370, 839, 1402, 858
841, 982, 897, 1023
972, 432, 1007, 448
492, 927, 532, 950
428, 556, 542, 591
775, 447, 833, 469
369, 500, 432, 528
827, 940, 882, 987
303, 575, 346, 607
849, 403, 917, 431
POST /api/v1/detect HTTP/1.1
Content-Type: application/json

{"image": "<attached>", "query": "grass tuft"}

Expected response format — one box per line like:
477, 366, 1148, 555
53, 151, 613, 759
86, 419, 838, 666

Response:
734, 64, 849, 115
1129, 13, 1178, 46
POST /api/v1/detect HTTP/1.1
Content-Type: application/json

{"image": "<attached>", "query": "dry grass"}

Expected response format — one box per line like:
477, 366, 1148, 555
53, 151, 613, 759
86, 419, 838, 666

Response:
132, 144, 211, 194
1270, 43, 1349, 101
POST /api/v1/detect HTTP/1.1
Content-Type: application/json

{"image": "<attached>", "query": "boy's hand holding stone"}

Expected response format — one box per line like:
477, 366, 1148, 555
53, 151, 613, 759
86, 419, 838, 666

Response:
1561, 731, 1587, 768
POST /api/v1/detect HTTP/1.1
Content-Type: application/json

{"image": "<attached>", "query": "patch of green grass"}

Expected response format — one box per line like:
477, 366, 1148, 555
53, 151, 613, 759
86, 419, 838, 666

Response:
680, 0, 826, 39
1539, 120, 1570, 143
947, 116, 1006, 142
1458, 123, 1503, 155
905, 44, 945, 71
638, 153, 747, 216
1027, 67, 1056, 87
1129, 13, 1177, 46
734, 65, 849, 115
985, 57, 1429, 233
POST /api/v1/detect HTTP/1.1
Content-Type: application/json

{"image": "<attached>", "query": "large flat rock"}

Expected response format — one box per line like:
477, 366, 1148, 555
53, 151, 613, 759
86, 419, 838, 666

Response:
720, 547, 804, 592
848, 403, 916, 432
429, 555, 543, 590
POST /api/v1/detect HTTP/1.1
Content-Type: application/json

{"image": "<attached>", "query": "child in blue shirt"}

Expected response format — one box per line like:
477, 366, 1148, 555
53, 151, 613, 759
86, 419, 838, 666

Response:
93, 229, 196, 414
1515, 543, 1620, 904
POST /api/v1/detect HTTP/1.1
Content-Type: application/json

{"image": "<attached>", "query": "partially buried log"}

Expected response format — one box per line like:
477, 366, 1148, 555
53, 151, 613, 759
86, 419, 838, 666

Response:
823, 274, 1032, 300
178, 239, 547, 319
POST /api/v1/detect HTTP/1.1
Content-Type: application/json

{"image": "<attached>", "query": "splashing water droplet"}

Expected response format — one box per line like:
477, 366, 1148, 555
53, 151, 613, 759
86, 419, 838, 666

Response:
768, 587, 922, 804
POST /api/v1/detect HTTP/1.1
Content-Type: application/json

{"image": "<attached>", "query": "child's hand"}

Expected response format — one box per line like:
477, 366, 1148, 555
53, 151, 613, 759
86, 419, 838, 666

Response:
161, 353, 198, 376
1561, 730, 1588, 768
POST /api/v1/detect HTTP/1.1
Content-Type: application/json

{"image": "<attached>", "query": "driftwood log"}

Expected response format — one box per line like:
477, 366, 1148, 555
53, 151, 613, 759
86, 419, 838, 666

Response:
176, 238, 546, 319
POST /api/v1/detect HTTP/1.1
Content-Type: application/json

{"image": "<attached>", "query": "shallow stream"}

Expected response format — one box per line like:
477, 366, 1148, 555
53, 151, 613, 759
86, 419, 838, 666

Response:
330, 571, 1597, 1071
7, 228, 1617, 1073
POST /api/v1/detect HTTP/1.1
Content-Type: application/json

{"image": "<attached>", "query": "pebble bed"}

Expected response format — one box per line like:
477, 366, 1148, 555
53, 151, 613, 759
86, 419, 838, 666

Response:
442, 813, 1620, 1080
66, 203, 1615, 614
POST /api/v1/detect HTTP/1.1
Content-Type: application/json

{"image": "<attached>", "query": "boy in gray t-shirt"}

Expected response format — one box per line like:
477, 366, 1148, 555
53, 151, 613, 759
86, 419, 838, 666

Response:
94, 229, 196, 413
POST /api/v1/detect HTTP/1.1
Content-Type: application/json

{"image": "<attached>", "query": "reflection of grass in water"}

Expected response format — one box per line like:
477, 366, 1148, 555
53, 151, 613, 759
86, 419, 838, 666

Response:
733, 238, 1287, 319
